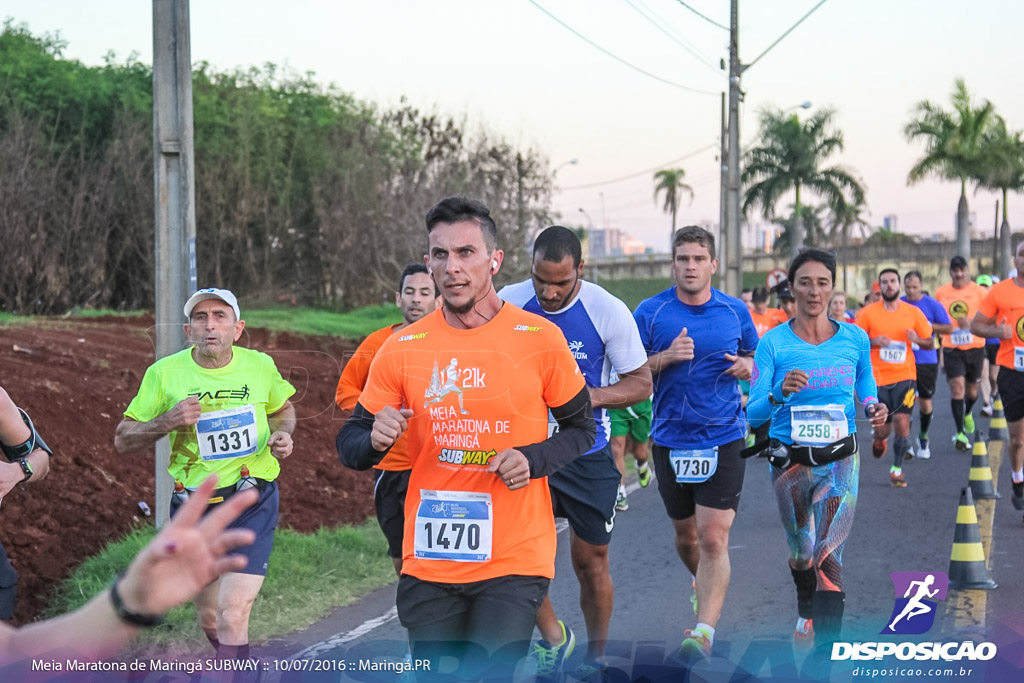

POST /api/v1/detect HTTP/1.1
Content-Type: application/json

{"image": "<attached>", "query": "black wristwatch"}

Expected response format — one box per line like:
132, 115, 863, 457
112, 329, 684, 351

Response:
16, 458, 32, 483
109, 573, 166, 628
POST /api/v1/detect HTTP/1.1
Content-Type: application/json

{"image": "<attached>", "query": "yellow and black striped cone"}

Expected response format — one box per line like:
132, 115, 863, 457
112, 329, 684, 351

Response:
968, 437, 1000, 500
948, 487, 997, 590
989, 398, 1009, 441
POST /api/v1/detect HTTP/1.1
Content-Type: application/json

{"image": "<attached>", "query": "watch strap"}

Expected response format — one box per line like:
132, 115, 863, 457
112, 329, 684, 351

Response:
109, 573, 165, 628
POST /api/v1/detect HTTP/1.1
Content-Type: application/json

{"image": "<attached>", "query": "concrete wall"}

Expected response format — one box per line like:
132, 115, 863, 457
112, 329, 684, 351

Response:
585, 237, 1014, 298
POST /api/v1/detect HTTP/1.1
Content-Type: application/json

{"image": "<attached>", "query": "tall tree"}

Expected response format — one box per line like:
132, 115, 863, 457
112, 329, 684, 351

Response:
829, 198, 872, 293
742, 107, 866, 261
653, 168, 694, 251
904, 78, 996, 259
973, 116, 1024, 276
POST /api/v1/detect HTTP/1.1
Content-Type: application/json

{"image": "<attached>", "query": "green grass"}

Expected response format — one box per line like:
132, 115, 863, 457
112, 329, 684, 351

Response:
47, 521, 394, 651
64, 308, 147, 318
598, 279, 670, 310
242, 306, 402, 339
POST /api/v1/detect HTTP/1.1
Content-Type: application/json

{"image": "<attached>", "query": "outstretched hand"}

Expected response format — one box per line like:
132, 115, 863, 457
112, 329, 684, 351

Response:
116, 476, 258, 617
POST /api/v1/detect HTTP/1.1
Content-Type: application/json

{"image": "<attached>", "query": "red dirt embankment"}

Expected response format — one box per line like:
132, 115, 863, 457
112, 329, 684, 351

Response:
0, 315, 372, 623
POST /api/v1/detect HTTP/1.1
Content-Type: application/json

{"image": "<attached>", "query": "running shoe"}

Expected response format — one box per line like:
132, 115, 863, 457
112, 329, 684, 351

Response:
981, 403, 994, 417
528, 620, 575, 677
964, 413, 976, 435
680, 629, 713, 660
1012, 481, 1024, 511
637, 461, 652, 488
905, 443, 915, 461
872, 439, 887, 459
793, 618, 814, 652
917, 438, 931, 460
953, 432, 971, 452
615, 487, 629, 512
890, 471, 908, 488
573, 661, 610, 683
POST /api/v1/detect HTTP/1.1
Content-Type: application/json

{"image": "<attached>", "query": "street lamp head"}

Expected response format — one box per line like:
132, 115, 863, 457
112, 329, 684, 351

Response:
800, 101, 812, 109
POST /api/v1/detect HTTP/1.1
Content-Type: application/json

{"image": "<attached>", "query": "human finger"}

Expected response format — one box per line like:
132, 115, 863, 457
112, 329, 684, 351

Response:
169, 475, 220, 528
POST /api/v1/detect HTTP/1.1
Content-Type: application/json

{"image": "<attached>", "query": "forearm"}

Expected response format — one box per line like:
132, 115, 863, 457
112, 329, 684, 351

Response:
113, 417, 170, 453
646, 350, 677, 375
1, 589, 138, 663
24, 450, 49, 482
519, 388, 595, 478
336, 403, 389, 471
932, 323, 953, 336
268, 402, 296, 435
589, 369, 652, 409
970, 319, 1002, 338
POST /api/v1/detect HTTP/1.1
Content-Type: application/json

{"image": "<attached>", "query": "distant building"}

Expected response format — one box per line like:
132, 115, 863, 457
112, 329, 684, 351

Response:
883, 215, 898, 232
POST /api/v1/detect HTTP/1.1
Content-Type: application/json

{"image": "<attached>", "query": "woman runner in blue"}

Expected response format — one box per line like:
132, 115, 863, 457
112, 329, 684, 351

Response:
748, 249, 887, 651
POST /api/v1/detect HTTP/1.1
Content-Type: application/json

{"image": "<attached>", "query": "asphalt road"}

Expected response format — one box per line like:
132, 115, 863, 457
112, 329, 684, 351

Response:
273, 376, 1024, 682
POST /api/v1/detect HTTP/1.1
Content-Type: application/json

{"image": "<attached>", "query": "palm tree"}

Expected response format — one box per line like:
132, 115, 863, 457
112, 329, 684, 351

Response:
973, 116, 1024, 276
770, 204, 827, 256
653, 168, 694, 251
742, 107, 866, 261
904, 78, 996, 259
829, 198, 872, 293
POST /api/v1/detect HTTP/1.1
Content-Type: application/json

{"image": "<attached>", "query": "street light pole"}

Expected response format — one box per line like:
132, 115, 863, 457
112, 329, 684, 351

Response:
720, 92, 729, 290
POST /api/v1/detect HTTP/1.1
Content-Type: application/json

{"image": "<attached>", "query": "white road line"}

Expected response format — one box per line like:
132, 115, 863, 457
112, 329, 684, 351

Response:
290, 475, 649, 660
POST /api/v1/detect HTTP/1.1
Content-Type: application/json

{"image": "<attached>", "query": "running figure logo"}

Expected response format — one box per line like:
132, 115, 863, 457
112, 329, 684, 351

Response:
425, 358, 469, 414
882, 571, 949, 635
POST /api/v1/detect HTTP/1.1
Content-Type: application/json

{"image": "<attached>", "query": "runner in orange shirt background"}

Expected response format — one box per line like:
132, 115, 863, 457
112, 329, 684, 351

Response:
336, 263, 438, 575
750, 286, 788, 337
972, 241, 1024, 514
856, 269, 933, 487
934, 255, 988, 450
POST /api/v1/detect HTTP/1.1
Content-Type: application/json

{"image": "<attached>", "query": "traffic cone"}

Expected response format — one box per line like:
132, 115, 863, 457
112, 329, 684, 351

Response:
948, 487, 997, 590
989, 398, 1009, 441
968, 437, 1000, 500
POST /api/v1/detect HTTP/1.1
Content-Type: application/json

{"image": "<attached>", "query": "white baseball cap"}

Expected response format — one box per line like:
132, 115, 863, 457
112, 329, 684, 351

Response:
183, 288, 241, 320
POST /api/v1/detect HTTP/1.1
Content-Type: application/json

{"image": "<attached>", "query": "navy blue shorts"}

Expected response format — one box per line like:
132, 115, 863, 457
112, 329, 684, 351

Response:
548, 444, 620, 546
652, 437, 746, 518
170, 480, 278, 576
374, 468, 410, 558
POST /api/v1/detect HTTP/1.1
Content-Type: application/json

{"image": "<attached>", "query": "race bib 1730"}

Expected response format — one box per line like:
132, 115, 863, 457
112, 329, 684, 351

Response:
669, 447, 718, 484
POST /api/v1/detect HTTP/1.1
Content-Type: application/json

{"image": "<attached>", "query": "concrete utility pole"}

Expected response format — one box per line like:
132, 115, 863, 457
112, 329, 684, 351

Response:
725, 0, 743, 296
152, 0, 197, 526
719, 92, 729, 287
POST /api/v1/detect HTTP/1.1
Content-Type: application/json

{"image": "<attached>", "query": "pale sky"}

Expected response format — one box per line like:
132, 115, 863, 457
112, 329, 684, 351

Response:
4, 1, 1022, 251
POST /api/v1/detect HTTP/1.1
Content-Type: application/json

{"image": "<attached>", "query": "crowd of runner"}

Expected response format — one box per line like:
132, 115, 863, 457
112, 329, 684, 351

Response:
0, 197, 1021, 680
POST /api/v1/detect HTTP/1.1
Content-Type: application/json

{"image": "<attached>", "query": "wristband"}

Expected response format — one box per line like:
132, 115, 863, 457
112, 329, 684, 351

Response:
109, 573, 165, 628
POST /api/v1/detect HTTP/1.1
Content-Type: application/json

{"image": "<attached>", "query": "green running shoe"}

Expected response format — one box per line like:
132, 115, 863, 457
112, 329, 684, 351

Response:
528, 620, 575, 677
953, 432, 971, 452
637, 461, 652, 487
964, 413, 975, 435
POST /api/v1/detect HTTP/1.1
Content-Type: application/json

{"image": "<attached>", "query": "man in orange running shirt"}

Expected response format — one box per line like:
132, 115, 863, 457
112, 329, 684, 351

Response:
337, 197, 595, 677
856, 269, 933, 488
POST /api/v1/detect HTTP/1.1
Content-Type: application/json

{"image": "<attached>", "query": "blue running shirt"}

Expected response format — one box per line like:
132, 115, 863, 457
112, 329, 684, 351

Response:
633, 287, 758, 449
748, 320, 878, 444
499, 280, 648, 453
901, 295, 950, 365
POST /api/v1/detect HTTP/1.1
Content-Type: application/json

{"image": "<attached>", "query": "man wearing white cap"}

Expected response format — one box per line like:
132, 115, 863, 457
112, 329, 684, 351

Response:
114, 288, 296, 661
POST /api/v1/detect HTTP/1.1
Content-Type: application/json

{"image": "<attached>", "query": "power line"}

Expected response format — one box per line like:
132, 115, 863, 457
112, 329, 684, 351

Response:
560, 142, 718, 191
746, 0, 831, 70
527, 0, 718, 96
623, 0, 723, 74
673, 0, 729, 31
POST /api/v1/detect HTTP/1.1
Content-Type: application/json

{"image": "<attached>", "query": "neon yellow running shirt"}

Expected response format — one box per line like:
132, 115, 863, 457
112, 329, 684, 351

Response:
125, 347, 295, 488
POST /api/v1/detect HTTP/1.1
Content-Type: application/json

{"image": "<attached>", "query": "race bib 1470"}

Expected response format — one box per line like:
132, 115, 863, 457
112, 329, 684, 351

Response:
414, 490, 493, 562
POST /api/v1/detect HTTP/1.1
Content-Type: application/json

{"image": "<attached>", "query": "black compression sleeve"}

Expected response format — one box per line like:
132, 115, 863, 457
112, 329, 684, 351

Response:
518, 387, 595, 479
336, 402, 390, 471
